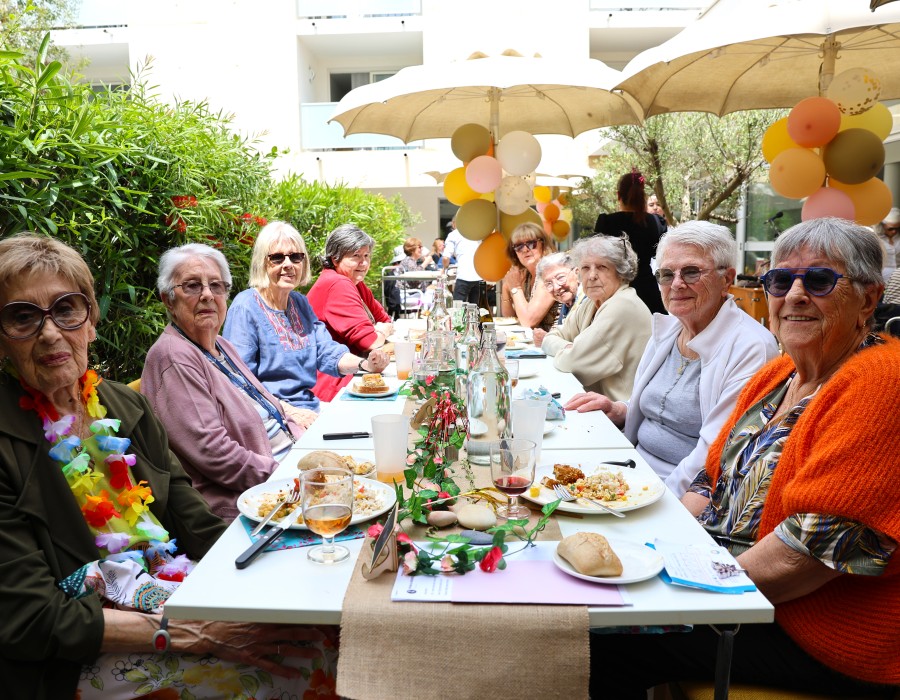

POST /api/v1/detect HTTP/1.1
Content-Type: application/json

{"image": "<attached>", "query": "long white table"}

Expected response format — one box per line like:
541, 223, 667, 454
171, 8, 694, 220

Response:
164, 446, 772, 628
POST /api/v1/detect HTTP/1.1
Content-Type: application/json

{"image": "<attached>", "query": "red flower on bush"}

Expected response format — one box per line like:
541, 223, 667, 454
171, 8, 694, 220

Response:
164, 215, 187, 233
170, 195, 198, 208
479, 546, 504, 573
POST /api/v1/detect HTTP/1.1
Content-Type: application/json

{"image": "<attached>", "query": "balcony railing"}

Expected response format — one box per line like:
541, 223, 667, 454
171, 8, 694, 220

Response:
298, 0, 421, 19
301, 103, 422, 151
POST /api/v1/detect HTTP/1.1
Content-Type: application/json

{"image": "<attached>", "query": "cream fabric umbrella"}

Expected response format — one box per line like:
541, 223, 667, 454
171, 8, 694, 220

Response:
329, 53, 642, 143
616, 0, 900, 117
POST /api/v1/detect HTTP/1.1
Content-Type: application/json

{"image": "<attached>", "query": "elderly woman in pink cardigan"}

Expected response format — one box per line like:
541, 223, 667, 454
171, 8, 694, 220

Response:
142, 243, 303, 520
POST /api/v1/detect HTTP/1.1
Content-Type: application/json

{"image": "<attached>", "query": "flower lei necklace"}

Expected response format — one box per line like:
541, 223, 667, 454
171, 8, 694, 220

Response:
15, 368, 190, 580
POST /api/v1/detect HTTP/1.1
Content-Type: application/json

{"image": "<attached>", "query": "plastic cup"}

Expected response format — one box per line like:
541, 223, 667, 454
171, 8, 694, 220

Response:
393, 341, 416, 380
511, 399, 547, 466
371, 414, 410, 484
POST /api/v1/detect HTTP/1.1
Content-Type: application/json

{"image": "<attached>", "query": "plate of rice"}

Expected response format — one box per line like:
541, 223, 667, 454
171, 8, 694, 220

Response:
237, 476, 395, 530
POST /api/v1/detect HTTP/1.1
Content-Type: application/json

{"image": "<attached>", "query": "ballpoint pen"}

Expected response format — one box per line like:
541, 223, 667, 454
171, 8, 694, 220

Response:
323, 432, 371, 440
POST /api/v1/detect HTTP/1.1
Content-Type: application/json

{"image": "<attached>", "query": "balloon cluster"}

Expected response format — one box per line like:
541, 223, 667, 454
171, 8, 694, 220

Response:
443, 123, 573, 282
762, 68, 892, 225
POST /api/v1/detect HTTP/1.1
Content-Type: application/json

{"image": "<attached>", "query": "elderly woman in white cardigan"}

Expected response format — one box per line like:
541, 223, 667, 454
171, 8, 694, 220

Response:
565, 221, 779, 496
541, 236, 652, 401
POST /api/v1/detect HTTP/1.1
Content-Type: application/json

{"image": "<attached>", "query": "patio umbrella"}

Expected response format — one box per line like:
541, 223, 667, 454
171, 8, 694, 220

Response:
329, 52, 642, 144
616, 0, 900, 117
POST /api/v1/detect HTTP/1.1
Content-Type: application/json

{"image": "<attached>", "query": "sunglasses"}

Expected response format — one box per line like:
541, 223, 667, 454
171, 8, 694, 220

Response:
0, 292, 91, 340
174, 280, 231, 297
761, 267, 847, 297
512, 239, 540, 254
267, 252, 306, 265
654, 266, 724, 286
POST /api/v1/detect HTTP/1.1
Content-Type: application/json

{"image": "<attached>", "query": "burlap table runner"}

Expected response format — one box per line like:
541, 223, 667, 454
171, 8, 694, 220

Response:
336, 399, 590, 699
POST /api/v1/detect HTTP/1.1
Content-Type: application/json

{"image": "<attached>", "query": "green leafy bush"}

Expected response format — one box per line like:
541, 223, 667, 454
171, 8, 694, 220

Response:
0, 42, 410, 381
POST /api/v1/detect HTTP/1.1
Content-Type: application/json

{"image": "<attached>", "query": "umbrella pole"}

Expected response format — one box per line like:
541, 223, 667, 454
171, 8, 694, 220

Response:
489, 87, 500, 147
818, 34, 839, 95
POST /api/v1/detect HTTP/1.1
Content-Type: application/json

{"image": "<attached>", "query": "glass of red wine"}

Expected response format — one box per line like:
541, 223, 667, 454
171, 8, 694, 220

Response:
489, 438, 536, 520
301, 467, 354, 564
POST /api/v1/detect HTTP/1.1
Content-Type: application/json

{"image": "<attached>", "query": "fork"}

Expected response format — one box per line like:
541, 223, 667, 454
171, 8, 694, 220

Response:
250, 483, 302, 536
552, 483, 626, 518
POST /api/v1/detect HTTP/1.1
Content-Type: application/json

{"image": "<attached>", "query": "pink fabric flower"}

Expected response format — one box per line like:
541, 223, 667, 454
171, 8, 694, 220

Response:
402, 551, 418, 574
367, 523, 384, 539
440, 554, 455, 572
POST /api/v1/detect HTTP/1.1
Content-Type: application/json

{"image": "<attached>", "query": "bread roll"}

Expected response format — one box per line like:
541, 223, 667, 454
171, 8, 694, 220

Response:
557, 532, 623, 577
296, 450, 346, 471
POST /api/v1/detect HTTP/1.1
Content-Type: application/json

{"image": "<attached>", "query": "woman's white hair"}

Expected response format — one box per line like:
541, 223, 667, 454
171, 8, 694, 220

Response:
656, 220, 736, 269
570, 235, 638, 283
157, 243, 232, 300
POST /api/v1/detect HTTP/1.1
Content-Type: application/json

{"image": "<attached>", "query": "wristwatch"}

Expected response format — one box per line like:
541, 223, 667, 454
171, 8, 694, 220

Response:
510, 287, 522, 296
153, 616, 170, 653
357, 358, 368, 373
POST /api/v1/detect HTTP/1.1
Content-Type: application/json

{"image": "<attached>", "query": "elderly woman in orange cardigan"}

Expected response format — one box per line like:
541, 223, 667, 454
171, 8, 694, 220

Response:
588, 218, 900, 697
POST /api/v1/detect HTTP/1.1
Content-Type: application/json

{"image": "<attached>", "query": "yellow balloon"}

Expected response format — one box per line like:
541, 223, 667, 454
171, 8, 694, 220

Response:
839, 102, 892, 141
473, 231, 512, 283
455, 199, 497, 241
533, 186, 552, 203
560, 207, 573, 223
443, 167, 479, 206
828, 176, 893, 226
451, 123, 492, 162
480, 191, 495, 202
769, 148, 825, 199
762, 118, 799, 163
499, 208, 542, 239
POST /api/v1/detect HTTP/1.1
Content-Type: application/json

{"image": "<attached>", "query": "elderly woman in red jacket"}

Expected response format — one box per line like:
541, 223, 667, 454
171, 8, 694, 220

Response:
307, 224, 394, 400
588, 218, 900, 697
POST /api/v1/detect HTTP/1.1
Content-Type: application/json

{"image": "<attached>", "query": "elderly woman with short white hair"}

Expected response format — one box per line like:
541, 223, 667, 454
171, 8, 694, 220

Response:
566, 221, 779, 495
542, 236, 652, 400
223, 221, 388, 426
142, 243, 303, 521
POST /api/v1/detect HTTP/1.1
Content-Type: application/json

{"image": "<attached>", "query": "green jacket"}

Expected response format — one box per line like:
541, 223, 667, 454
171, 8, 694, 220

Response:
0, 376, 227, 699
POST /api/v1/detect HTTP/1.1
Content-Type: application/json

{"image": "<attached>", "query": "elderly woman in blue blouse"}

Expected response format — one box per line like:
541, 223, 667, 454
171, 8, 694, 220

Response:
223, 221, 388, 426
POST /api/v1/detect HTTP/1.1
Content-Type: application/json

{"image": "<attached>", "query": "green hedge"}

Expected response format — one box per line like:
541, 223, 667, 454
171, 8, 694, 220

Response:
0, 40, 408, 381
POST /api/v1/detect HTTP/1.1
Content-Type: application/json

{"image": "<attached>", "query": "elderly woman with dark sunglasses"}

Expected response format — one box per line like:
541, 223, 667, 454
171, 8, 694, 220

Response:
589, 218, 900, 698
307, 223, 394, 401
0, 235, 329, 699
142, 243, 304, 521
501, 222, 559, 330
566, 221, 778, 495
223, 222, 388, 426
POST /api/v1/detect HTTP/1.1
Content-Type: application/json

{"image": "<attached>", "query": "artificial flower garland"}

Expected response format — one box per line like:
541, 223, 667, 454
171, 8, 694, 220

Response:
13, 368, 192, 583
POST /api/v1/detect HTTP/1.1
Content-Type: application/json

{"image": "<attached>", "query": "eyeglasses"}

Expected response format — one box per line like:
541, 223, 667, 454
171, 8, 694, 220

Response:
761, 268, 847, 297
0, 292, 91, 340
544, 272, 572, 290
267, 252, 306, 265
654, 266, 725, 286
174, 280, 231, 296
884, 226, 900, 233
512, 240, 540, 254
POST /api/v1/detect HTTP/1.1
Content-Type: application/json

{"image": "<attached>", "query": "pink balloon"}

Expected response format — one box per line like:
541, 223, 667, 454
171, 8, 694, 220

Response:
535, 201, 548, 214
801, 187, 855, 222
465, 156, 503, 194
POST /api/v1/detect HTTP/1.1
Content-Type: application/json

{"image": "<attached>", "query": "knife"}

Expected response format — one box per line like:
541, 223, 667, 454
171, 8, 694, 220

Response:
323, 432, 371, 440
235, 505, 304, 569
601, 459, 637, 469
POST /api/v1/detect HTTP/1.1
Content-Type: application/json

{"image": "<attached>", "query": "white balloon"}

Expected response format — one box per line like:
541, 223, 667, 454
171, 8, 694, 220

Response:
495, 175, 532, 215
496, 131, 542, 176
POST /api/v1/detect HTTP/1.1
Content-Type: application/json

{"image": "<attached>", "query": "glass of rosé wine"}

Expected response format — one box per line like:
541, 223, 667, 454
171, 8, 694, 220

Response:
489, 438, 536, 520
301, 467, 354, 564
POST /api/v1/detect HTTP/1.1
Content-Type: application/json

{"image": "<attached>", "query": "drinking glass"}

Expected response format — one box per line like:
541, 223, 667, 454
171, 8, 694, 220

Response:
489, 438, 536, 520
505, 359, 520, 390
301, 467, 354, 564
393, 341, 416, 380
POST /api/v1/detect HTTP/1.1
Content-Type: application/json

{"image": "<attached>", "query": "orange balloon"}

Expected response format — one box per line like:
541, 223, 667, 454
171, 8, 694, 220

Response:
473, 231, 512, 283
769, 148, 825, 199
443, 167, 479, 206
551, 220, 570, 239
557, 192, 569, 206
787, 97, 841, 148
828, 176, 893, 226
543, 203, 560, 223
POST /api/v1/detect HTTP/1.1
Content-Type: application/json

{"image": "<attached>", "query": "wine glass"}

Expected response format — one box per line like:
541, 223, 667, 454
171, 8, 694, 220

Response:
505, 359, 520, 391
489, 438, 536, 520
301, 467, 354, 564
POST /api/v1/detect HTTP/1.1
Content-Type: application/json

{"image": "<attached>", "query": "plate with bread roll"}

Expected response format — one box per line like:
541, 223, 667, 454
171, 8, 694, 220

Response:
553, 532, 664, 584
347, 373, 399, 398
522, 462, 665, 514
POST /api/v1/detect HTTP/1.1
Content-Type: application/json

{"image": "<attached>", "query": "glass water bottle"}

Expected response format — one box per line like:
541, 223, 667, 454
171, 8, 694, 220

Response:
427, 273, 452, 333
466, 323, 511, 465
455, 303, 482, 397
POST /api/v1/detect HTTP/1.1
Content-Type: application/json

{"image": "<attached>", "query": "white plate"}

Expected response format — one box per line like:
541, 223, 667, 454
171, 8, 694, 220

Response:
237, 477, 396, 531
517, 365, 539, 379
543, 422, 557, 436
493, 317, 519, 326
346, 377, 400, 398
521, 463, 665, 514
553, 539, 664, 585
